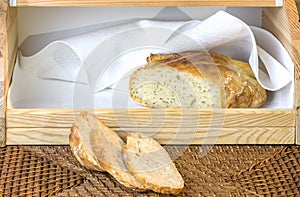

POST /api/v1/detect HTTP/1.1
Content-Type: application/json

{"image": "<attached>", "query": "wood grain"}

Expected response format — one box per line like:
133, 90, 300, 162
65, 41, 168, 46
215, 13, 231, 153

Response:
263, 0, 300, 74
6, 126, 294, 145
0, 0, 6, 82
0, 1, 17, 146
4, 0, 299, 145
6, 109, 296, 129
6, 6, 18, 93
0, 0, 18, 147
0, 0, 8, 146
12, 0, 282, 7
295, 108, 300, 145
262, 0, 299, 144
6, 108, 296, 145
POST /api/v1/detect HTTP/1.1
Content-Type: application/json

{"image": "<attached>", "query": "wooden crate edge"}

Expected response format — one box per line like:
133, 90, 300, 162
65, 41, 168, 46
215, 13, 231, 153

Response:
12, 0, 282, 7
6, 126, 294, 145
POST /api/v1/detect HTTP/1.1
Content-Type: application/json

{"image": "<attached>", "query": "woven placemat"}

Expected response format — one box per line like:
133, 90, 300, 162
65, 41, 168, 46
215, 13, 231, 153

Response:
232, 146, 300, 196
0, 146, 83, 196
0, 145, 299, 196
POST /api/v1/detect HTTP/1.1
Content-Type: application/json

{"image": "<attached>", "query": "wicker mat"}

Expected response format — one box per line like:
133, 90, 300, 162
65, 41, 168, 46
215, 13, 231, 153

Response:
0, 145, 299, 196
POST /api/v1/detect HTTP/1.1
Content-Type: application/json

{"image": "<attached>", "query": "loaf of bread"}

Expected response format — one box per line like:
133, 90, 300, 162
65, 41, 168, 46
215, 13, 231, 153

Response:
123, 133, 184, 194
129, 51, 267, 108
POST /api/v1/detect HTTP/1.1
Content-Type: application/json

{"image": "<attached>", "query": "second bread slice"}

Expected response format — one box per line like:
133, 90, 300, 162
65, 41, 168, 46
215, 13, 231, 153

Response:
123, 133, 184, 194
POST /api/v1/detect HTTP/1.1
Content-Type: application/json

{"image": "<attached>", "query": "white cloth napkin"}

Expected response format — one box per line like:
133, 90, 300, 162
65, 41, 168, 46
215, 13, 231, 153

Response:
18, 11, 292, 93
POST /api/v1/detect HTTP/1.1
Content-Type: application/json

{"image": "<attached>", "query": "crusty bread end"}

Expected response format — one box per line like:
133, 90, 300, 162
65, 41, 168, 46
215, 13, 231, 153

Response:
69, 112, 104, 172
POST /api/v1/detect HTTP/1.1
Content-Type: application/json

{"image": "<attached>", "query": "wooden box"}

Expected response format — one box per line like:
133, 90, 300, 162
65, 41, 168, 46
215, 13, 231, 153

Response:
0, 0, 299, 146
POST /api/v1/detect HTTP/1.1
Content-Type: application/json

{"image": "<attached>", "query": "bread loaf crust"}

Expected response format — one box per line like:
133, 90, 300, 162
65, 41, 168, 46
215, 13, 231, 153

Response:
130, 51, 267, 108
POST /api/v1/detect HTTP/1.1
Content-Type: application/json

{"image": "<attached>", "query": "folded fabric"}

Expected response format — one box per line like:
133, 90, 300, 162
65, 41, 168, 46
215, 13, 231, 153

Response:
18, 11, 293, 93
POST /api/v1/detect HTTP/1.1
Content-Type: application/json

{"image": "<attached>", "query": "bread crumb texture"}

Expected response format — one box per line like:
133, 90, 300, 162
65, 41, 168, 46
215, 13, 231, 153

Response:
124, 133, 184, 194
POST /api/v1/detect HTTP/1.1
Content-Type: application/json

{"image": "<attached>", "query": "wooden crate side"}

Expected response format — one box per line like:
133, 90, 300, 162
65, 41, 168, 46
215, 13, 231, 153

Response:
12, 0, 282, 7
0, 0, 8, 146
5, 108, 296, 145
6, 7, 18, 94
6, 126, 294, 145
0, 1, 16, 146
6, 109, 296, 128
262, 0, 300, 97
262, 0, 300, 145
0, 2, 18, 147
298, 108, 300, 144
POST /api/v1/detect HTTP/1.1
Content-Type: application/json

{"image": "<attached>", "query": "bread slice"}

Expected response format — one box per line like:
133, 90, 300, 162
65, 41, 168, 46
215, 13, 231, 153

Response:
70, 112, 146, 191
69, 112, 104, 172
123, 133, 184, 194
130, 51, 267, 108
88, 115, 146, 191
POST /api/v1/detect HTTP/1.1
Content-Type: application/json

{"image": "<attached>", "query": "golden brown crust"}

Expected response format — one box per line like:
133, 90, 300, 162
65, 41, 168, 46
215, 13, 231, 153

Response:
137, 179, 183, 195
211, 53, 267, 108
69, 124, 104, 172
131, 51, 267, 108
147, 51, 218, 79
